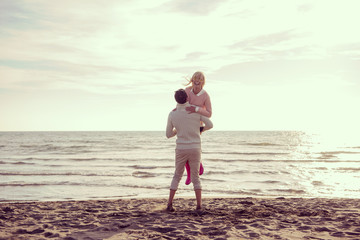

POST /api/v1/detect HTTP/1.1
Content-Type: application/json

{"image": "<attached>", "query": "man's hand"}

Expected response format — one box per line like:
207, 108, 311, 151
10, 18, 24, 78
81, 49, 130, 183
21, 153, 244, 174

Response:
186, 106, 196, 114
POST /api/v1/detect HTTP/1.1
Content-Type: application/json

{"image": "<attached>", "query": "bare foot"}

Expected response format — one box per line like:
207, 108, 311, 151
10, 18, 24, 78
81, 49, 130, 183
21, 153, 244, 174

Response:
166, 204, 175, 212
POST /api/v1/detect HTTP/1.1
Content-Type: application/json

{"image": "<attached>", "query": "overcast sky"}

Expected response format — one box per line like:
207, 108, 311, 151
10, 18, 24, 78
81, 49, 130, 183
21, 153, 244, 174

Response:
1, 0, 359, 131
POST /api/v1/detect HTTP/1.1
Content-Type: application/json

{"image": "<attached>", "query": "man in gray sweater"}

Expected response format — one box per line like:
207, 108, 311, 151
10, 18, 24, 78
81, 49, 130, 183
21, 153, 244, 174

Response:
166, 89, 213, 212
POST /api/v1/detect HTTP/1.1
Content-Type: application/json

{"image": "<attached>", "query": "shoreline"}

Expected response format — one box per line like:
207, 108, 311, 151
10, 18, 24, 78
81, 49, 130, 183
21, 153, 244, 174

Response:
1, 194, 357, 204
1, 193, 356, 204
1, 197, 360, 239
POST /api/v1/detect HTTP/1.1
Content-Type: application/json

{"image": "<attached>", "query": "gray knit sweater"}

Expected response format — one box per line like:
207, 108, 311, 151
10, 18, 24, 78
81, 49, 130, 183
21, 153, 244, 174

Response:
166, 102, 213, 149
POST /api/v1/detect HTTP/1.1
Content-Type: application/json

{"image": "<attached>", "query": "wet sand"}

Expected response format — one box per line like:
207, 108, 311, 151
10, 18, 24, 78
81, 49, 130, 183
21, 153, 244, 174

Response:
0, 197, 360, 239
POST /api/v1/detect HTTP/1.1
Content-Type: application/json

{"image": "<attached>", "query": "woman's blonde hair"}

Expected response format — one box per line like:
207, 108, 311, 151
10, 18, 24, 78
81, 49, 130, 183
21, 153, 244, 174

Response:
185, 71, 205, 87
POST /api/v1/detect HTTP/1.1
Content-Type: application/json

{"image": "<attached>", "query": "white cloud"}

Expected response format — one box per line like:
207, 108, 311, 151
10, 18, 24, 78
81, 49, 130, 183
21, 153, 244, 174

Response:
160, 0, 227, 15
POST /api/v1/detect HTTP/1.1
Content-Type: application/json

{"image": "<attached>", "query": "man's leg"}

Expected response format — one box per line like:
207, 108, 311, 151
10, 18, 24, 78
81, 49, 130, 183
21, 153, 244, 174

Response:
195, 189, 202, 210
168, 149, 188, 211
167, 189, 176, 211
188, 149, 202, 210
170, 149, 188, 190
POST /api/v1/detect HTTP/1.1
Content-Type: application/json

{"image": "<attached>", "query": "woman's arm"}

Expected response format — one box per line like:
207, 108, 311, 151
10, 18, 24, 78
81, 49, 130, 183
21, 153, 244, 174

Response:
197, 97, 212, 118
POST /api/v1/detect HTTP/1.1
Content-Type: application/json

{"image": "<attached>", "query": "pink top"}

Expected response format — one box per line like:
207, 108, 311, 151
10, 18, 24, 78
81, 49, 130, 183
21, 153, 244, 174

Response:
185, 87, 212, 118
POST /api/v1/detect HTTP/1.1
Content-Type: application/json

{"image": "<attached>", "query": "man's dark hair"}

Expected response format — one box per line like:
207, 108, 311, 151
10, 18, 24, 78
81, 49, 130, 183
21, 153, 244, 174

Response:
174, 89, 188, 104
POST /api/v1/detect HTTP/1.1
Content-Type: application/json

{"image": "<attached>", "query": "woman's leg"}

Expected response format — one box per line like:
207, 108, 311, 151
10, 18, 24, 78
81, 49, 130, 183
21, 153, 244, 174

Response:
185, 161, 191, 185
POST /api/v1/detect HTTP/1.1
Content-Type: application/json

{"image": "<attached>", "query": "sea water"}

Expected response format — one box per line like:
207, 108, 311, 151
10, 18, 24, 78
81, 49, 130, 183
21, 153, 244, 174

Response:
0, 131, 359, 201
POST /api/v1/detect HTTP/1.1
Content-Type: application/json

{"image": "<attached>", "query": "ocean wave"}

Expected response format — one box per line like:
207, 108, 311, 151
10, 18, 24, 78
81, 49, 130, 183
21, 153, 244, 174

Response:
0, 182, 75, 187
0, 160, 36, 165
205, 170, 250, 175
313, 167, 328, 170
20, 144, 58, 150
19, 144, 38, 148
128, 165, 173, 170
207, 189, 263, 196
253, 171, 280, 175
0, 181, 166, 188
270, 189, 306, 194
0, 172, 129, 177
0, 181, 106, 187
317, 151, 360, 159
320, 151, 360, 155
335, 167, 360, 172
70, 158, 99, 161
129, 165, 157, 170
200, 170, 288, 176
204, 151, 289, 155
244, 180, 284, 185
201, 177, 227, 183
205, 158, 278, 163
19, 144, 94, 154
205, 158, 360, 163
23, 157, 55, 161
261, 180, 282, 184
69, 140, 104, 144
119, 183, 167, 190
132, 171, 157, 178
21, 157, 130, 162
311, 181, 324, 186
12, 161, 36, 165
317, 153, 337, 159
244, 142, 284, 146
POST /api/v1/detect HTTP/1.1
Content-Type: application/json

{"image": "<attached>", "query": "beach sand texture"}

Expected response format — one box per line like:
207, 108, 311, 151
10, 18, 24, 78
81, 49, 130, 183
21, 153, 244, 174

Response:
1, 197, 359, 240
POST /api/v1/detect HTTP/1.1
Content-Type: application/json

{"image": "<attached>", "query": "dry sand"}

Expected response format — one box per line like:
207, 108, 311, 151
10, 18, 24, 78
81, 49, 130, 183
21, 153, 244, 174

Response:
0, 197, 359, 239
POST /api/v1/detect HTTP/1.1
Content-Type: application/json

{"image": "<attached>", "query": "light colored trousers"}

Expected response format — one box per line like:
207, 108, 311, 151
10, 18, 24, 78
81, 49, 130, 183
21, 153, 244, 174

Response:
170, 148, 202, 190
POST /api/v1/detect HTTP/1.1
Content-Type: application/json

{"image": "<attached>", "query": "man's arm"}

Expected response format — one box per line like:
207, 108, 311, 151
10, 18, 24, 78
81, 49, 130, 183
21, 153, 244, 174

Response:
186, 95, 212, 117
186, 105, 212, 118
200, 116, 213, 132
166, 113, 177, 138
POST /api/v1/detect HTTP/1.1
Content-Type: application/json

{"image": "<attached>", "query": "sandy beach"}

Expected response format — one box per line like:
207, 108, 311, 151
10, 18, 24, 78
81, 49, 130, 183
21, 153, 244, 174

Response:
0, 197, 359, 240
